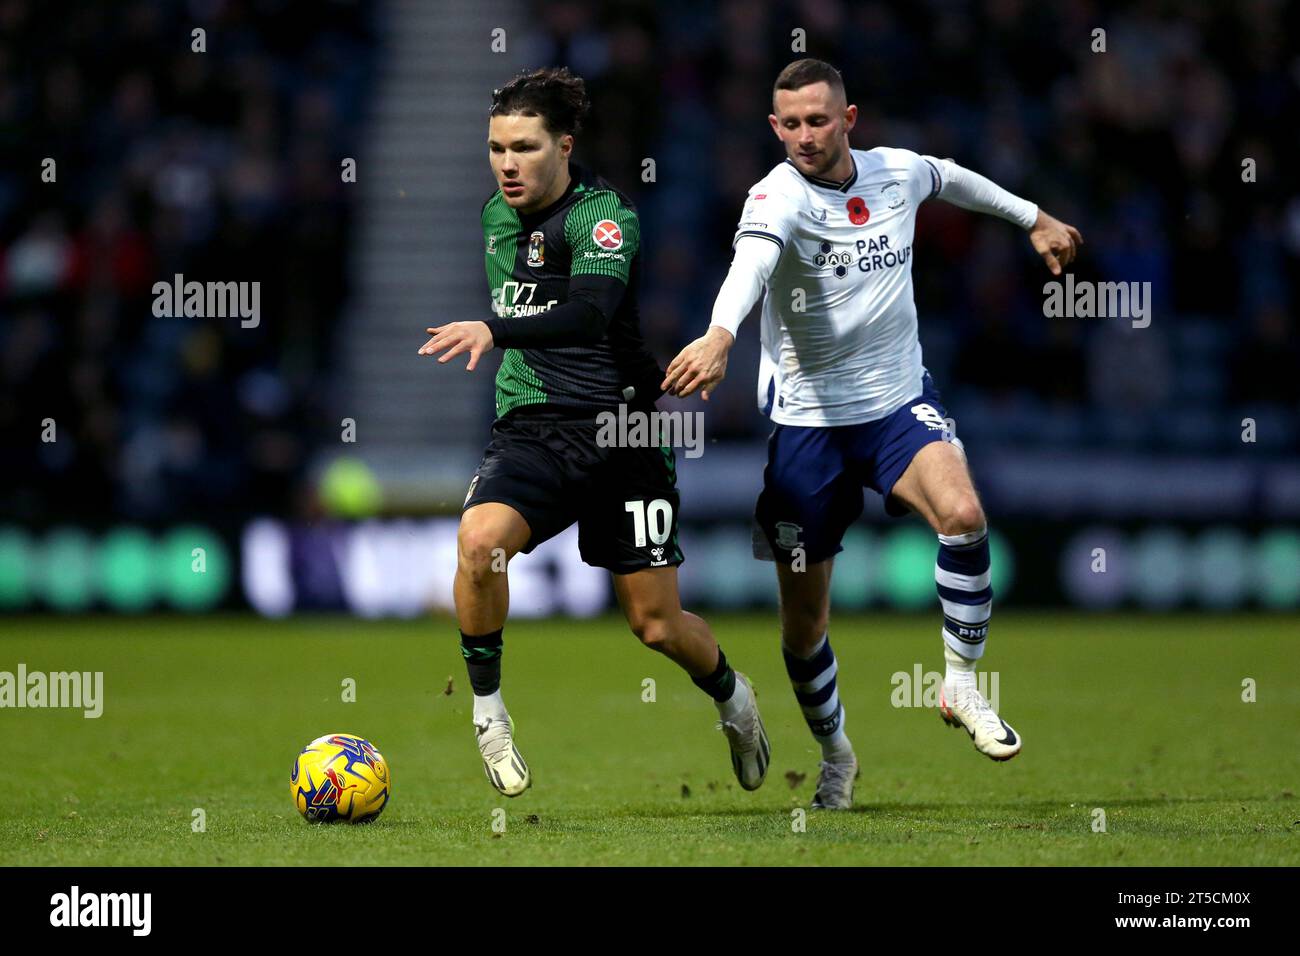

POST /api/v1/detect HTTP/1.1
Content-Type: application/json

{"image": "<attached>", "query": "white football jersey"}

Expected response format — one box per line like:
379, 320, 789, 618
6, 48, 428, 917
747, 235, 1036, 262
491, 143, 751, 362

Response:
733, 147, 942, 426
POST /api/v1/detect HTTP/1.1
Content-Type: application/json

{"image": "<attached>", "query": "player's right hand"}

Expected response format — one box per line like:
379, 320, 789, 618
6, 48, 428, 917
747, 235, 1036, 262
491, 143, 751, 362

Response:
418, 321, 494, 371
662, 326, 733, 401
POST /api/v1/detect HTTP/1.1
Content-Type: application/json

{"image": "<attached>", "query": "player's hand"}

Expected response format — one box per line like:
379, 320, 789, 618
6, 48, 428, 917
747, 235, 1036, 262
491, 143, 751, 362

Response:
1028, 209, 1083, 276
661, 326, 733, 401
418, 321, 494, 371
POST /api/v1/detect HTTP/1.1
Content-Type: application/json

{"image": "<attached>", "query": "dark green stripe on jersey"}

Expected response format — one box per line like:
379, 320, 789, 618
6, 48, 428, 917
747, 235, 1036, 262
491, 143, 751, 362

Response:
482, 194, 547, 411
480, 163, 661, 418
565, 188, 639, 283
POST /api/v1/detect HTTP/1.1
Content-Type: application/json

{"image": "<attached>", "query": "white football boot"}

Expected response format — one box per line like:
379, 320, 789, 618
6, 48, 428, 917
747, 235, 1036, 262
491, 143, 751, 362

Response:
718, 673, 770, 790
474, 715, 531, 796
939, 681, 1021, 761
810, 752, 859, 810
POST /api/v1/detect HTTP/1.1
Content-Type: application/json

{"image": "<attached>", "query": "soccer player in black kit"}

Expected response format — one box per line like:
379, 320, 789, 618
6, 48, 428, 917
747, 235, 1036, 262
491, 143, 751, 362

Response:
419, 67, 769, 797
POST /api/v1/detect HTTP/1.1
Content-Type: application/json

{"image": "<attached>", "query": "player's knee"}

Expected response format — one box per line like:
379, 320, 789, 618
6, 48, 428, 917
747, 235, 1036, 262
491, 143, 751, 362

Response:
937, 497, 985, 538
457, 525, 507, 583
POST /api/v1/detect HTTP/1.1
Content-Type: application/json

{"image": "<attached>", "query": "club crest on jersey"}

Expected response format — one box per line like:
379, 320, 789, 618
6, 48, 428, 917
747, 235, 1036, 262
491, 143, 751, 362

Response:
527, 230, 545, 267
846, 196, 870, 225
775, 522, 803, 550
592, 219, 623, 250
882, 181, 906, 209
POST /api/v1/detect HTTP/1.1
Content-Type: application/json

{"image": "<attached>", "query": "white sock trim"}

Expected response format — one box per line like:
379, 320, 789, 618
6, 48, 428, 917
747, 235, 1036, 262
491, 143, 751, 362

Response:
937, 525, 988, 548
781, 632, 828, 661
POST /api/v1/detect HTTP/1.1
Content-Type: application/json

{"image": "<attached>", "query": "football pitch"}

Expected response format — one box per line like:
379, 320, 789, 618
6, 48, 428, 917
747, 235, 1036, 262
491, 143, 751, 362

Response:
3, 612, 1297, 866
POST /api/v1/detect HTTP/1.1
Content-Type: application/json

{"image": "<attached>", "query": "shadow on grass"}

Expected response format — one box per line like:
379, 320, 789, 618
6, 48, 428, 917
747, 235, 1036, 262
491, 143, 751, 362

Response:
622, 792, 1290, 819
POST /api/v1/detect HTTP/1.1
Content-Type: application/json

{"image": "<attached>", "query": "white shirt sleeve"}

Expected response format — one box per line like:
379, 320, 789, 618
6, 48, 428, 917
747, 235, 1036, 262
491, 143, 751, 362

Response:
731, 185, 801, 253
709, 233, 782, 337
923, 155, 1038, 229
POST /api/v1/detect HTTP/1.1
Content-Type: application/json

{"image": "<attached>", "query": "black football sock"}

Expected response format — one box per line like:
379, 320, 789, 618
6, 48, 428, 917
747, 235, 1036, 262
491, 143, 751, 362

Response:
460, 628, 504, 696
691, 645, 738, 703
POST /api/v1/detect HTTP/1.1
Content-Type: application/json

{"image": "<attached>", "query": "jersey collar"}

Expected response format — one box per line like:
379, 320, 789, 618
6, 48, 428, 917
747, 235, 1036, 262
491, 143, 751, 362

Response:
785, 154, 858, 193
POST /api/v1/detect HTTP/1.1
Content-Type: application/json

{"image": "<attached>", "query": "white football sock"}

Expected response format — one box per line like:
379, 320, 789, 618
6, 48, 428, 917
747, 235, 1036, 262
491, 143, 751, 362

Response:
820, 724, 854, 761
944, 643, 977, 690
473, 689, 508, 724
716, 674, 750, 722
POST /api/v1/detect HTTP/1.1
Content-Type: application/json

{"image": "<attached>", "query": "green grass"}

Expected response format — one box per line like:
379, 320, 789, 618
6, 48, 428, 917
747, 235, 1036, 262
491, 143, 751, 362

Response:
1, 612, 1297, 866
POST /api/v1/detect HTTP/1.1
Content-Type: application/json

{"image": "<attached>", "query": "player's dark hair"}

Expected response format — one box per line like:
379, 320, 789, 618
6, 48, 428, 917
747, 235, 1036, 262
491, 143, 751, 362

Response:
489, 67, 590, 137
773, 58, 847, 103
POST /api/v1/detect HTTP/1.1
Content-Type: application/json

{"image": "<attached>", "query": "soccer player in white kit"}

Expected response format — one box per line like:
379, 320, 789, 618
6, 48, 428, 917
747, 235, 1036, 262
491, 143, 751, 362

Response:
663, 59, 1082, 809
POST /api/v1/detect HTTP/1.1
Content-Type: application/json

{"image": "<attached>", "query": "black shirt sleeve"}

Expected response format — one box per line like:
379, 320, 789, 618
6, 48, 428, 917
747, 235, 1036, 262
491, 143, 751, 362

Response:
483, 273, 626, 349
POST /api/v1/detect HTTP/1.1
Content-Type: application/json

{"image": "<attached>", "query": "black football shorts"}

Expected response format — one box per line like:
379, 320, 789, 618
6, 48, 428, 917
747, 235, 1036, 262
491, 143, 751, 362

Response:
462, 411, 684, 574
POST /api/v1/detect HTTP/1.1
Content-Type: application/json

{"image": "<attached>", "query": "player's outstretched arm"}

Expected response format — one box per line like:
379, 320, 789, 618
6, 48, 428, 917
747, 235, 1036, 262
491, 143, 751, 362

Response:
418, 274, 627, 370
1027, 208, 1083, 276
928, 155, 1083, 275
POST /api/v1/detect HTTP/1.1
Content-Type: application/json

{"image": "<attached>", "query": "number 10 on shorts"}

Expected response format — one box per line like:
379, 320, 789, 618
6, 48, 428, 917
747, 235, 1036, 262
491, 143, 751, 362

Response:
625, 498, 673, 547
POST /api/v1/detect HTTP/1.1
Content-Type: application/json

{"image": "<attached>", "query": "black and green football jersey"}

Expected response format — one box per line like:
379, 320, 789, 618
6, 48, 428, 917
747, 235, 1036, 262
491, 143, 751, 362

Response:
480, 163, 664, 418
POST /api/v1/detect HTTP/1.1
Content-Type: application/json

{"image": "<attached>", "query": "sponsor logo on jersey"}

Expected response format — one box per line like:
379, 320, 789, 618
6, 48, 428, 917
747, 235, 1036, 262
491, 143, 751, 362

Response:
486, 234, 497, 254
882, 180, 906, 209
492, 280, 558, 317
527, 230, 545, 267
753, 193, 767, 200
846, 196, 870, 225
812, 235, 913, 277
592, 219, 623, 250
813, 240, 854, 278
853, 234, 912, 273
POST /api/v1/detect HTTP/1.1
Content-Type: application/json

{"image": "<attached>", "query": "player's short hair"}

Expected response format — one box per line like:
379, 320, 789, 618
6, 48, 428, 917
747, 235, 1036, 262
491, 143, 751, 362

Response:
773, 58, 847, 107
490, 67, 590, 138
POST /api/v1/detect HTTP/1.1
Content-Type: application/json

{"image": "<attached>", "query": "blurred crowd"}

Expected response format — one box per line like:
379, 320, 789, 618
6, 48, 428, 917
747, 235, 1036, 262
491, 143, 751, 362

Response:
4, 0, 1298, 528
523, 0, 1300, 450
0, 0, 377, 524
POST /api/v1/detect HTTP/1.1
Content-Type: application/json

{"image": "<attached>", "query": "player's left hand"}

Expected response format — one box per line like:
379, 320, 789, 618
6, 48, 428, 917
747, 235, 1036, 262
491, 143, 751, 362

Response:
1028, 209, 1083, 276
418, 321, 495, 371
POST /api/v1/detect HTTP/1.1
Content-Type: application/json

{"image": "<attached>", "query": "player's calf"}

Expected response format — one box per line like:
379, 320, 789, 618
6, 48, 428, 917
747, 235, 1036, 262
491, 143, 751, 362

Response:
615, 570, 770, 790
775, 562, 858, 807
931, 524, 1019, 759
